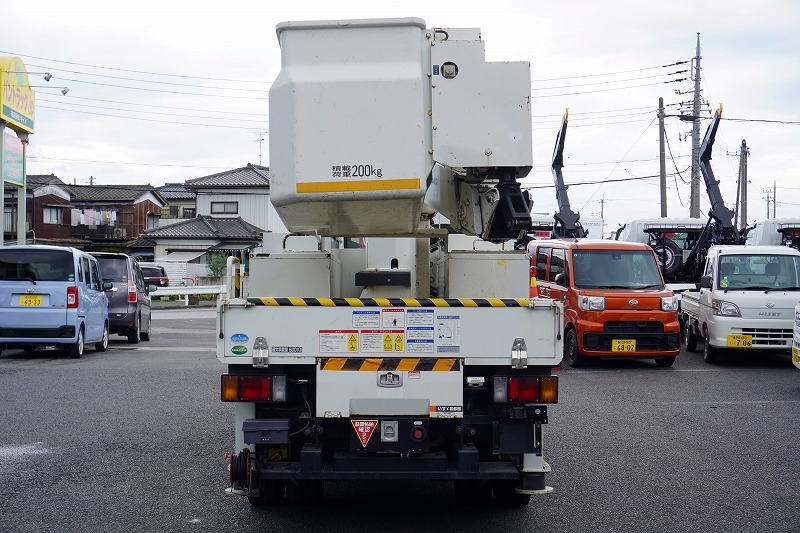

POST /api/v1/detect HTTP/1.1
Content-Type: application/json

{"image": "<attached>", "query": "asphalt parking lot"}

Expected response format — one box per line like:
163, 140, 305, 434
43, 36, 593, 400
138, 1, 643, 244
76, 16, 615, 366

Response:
1, 308, 798, 533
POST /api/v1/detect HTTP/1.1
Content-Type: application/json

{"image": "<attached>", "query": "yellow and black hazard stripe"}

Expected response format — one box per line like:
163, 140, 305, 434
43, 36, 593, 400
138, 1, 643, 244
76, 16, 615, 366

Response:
319, 358, 460, 371
248, 297, 529, 307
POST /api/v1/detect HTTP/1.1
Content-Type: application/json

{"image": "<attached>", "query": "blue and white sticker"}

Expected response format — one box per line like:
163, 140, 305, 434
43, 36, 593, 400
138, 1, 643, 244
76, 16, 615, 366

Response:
231, 333, 249, 344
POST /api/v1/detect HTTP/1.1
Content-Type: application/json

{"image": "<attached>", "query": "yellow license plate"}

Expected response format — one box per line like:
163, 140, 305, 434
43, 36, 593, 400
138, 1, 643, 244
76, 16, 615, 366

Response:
612, 339, 636, 352
792, 347, 798, 363
20, 295, 42, 306
727, 334, 753, 348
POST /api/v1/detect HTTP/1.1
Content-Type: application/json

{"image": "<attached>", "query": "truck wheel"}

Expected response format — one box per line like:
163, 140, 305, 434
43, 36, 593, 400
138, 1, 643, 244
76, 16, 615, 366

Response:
653, 239, 682, 279
285, 479, 323, 505
564, 328, 585, 367
684, 318, 698, 352
67, 327, 85, 359
454, 480, 492, 505
248, 479, 285, 506
702, 327, 721, 364
655, 357, 676, 367
492, 481, 531, 508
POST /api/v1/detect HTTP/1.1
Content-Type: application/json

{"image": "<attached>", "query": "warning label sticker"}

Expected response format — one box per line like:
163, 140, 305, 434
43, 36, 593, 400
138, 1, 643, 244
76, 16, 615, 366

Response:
319, 330, 359, 353
360, 329, 404, 353
407, 308, 434, 326
436, 315, 461, 353
351, 419, 378, 447
381, 308, 405, 328
352, 310, 380, 328
406, 326, 434, 354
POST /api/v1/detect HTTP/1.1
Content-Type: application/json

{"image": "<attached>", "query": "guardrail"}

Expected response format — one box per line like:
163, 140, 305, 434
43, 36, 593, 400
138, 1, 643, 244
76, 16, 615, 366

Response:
151, 285, 226, 306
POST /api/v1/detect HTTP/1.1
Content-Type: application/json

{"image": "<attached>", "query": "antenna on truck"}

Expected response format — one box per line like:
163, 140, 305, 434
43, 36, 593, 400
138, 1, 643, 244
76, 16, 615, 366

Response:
551, 109, 587, 239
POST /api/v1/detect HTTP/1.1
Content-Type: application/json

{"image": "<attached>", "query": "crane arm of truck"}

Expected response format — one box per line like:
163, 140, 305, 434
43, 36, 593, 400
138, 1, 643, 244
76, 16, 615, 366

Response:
551, 110, 586, 239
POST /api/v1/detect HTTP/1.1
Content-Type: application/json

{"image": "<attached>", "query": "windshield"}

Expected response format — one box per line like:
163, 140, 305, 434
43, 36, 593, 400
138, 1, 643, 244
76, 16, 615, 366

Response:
96, 256, 129, 282
0, 249, 75, 282
141, 266, 165, 277
717, 254, 800, 290
572, 249, 663, 289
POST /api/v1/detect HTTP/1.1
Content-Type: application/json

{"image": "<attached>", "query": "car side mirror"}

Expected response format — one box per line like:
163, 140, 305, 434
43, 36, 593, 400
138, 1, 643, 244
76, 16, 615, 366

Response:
102, 281, 113, 291
554, 273, 565, 286
698, 276, 712, 289
147, 285, 157, 293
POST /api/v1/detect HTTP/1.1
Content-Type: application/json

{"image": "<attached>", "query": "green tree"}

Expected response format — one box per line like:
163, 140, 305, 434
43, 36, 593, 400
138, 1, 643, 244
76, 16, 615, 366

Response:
206, 253, 229, 278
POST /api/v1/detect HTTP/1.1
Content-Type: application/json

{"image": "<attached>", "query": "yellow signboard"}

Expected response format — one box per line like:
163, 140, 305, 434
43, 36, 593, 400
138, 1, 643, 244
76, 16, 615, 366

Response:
0, 57, 35, 133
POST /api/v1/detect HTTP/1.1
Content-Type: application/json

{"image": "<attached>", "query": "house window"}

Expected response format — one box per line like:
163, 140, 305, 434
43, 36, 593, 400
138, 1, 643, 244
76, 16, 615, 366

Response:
183, 208, 196, 218
211, 201, 238, 214
43, 207, 63, 225
168, 206, 179, 218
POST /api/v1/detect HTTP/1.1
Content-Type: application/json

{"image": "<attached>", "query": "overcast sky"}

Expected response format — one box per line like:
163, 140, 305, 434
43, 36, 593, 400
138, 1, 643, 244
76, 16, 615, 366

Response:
5, 0, 799, 233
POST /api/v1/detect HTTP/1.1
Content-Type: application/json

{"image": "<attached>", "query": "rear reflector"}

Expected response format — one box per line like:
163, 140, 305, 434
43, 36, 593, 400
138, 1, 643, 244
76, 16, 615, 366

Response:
221, 375, 280, 402
494, 375, 558, 404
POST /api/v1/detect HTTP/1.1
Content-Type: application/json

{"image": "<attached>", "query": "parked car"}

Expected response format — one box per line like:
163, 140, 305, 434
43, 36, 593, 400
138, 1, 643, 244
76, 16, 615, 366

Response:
90, 252, 154, 344
139, 264, 169, 288
528, 239, 681, 367
0, 245, 111, 357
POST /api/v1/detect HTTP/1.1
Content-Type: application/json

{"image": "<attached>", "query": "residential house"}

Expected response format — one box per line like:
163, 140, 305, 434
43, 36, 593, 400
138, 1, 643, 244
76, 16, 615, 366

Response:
141, 214, 263, 282
68, 184, 166, 250
3, 174, 85, 245
156, 182, 196, 222
185, 163, 285, 232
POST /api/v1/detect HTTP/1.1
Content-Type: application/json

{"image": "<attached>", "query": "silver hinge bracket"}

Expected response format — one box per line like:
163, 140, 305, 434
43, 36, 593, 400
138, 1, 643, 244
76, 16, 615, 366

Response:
511, 337, 528, 369
252, 336, 269, 368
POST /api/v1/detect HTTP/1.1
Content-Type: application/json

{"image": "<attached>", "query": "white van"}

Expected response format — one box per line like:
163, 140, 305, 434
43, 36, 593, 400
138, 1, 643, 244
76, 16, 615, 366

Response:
681, 245, 800, 363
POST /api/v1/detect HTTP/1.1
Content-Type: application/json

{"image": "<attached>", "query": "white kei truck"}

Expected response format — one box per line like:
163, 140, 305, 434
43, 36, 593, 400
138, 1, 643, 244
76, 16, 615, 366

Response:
681, 245, 800, 364
217, 18, 564, 507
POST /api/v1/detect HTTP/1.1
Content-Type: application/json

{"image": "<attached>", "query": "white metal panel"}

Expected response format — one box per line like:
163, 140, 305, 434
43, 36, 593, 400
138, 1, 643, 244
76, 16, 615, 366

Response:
430, 38, 532, 169
217, 302, 563, 367
269, 18, 432, 234
247, 252, 332, 297
448, 251, 529, 298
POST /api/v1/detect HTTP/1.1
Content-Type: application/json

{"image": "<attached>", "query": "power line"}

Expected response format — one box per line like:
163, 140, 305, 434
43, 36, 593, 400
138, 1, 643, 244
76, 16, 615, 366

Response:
0, 49, 267, 84
532, 118, 653, 130
28, 155, 230, 169
26, 63, 267, 92
722, 117, 800, 125
43, 77, 267, 99
522, 169, 689, 189
531, 154, 690, 168
531, 103, 679, 118
532, 72, 683, 91
532, 60, 688, 82
36, 93, 268, 116
37, 104, 267, 131
532, 79, 684, 99
535, 110, 656, 124
664, 129, 690, 184
37, 97, 267, 123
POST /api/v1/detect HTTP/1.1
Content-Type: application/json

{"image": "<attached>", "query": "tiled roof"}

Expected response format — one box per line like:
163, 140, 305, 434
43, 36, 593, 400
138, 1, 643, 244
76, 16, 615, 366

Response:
27, 174, 67, 187
142, 215, 263, 240
156, 182, 196, 200
185, 164, 270, 189
68, 184, 166, 204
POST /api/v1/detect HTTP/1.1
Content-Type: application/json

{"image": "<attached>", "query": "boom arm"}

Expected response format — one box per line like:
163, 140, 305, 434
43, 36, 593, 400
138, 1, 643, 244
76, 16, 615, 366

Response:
551, 110, 586, 238
699, 105, 738, 239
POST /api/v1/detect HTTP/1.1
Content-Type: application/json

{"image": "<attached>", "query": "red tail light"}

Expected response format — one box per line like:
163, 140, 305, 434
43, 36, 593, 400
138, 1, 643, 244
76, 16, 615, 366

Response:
221, 375, 287, 402
67, 286, 78, 308
508, 377, 539, 402
493, 375, 558, 403
127, 280, 137, 303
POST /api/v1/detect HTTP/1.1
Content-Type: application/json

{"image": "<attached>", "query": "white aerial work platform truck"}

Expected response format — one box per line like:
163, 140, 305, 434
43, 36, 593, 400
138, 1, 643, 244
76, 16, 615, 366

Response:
217, 18, 563, 507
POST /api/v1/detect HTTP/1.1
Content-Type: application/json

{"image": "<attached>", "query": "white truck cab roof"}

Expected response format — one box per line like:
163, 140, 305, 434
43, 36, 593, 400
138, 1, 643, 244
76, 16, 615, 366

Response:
707, 244, 800, 257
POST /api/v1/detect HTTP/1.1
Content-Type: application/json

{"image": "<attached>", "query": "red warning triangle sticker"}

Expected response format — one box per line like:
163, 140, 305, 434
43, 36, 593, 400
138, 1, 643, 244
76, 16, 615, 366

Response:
351, 419, 378, 447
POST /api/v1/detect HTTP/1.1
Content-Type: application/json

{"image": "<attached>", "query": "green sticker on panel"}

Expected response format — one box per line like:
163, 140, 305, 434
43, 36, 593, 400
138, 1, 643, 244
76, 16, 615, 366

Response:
231, 345, 248, 355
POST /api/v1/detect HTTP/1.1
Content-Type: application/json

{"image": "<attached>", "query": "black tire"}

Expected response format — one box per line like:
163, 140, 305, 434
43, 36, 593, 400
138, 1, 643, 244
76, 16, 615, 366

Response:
140, 315, 151, 341
95, 322, 109, 352
703, 327, 721, 364
248, 479, 285, 507
655, 357, 676, 367
564, 328, 585, 368
454, 480, 492, 505
653, 238, 682, 278
492, 481, 531, 508
684, 317, 698, 352
284, 479, 323, 505
127, 316, 141, 344
68, 327, 85, 359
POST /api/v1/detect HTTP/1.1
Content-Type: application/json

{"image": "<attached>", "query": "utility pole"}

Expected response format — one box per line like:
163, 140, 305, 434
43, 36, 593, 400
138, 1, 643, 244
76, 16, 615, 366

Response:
773, 180, 777, 218
689, 33, 702, 218
762, 187, 774, 219
89, 175, 95, 186
727, 139, 749, 230
658, 97, 667, 217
